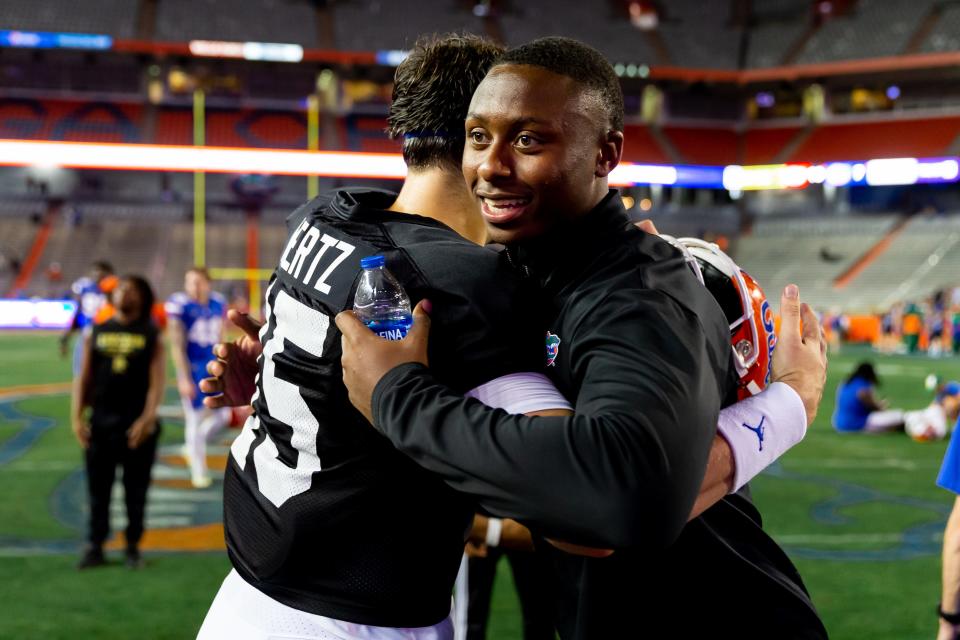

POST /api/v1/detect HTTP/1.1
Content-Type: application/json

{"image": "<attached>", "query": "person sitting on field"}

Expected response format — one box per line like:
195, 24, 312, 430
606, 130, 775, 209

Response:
904, 379, 960, 442
832, 362, 904, 433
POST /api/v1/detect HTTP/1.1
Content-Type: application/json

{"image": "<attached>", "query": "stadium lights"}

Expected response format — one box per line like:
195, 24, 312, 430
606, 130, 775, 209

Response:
0, 300, 76, 329
1, 140, 958, 191
0, 30, 112, 51
188, 40, 304, 63
0, 139, 695, 186
0, 140, 407, 179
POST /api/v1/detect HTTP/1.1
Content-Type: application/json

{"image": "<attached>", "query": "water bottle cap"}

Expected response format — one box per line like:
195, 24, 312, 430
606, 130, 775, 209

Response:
360, 255, 385, 269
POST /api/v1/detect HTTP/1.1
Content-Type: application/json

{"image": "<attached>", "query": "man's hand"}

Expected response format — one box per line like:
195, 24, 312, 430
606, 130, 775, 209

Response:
200, 310, 263, 409
634, 219, 659, 234
772, 284, 828, 427
336, 301, 432, 424
127, 415, 157, 449
72, 418, 91, 449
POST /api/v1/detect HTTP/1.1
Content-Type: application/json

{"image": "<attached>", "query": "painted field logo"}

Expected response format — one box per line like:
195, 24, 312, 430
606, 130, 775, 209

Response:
545, 331, 561, 367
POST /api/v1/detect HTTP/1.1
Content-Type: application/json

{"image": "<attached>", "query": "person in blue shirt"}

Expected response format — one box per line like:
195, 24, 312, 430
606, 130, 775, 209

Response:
936, 413, 960, 638
832, 362, 904, 433
60, 261, 114, 374
165, 267, 230, 488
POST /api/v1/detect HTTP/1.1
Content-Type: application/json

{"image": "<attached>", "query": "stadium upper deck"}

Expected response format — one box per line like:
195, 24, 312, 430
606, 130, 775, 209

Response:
2, 0, 959, 70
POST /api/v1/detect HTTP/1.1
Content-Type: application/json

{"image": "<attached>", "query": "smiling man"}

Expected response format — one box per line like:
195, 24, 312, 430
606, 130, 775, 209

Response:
338, 37, 828, 638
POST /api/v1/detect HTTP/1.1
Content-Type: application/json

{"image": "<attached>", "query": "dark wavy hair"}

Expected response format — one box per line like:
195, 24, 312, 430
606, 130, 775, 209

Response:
121, 275, 156, 325
388, 34, 504, 170
848, 362, 879, 386
494, 36, 624, 132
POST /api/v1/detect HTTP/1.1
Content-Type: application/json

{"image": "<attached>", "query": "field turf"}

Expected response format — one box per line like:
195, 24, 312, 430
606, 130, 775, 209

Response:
0, 332, 958, 638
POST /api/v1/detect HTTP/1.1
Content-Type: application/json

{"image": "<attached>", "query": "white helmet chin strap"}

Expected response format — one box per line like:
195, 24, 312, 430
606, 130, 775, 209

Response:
659, 234, 705, 285
666, 236, 760, 376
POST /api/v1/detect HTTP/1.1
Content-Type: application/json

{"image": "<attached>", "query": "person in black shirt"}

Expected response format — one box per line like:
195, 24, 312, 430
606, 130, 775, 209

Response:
197, 35, 817, 640
71, 275, 165, 570
197, 35, 575, 640
337, 38, 828, 638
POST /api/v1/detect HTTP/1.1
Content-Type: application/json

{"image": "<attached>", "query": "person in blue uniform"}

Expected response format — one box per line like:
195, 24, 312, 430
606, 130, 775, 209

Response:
60, 261, 114, 374
165, 267, 230, 488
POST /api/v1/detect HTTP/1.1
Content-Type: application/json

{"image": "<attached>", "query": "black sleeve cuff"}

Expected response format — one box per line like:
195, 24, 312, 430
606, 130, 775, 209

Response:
370, 362, 432, 433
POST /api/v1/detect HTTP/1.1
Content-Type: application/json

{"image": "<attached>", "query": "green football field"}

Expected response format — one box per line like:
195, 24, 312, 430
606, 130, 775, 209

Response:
0, 331, 957, 639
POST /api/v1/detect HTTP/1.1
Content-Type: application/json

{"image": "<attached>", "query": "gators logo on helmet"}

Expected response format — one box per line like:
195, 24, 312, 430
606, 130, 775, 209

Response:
545, 331, 561, 367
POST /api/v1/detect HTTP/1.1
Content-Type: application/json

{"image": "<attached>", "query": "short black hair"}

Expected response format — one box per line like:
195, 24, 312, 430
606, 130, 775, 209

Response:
494, 37, 624, 131
388, 34, 504, 170
92, 260, 113, 274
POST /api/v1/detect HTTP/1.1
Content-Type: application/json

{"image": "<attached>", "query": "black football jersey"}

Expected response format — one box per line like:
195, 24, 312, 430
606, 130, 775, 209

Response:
88, 317, 157, 432
223, 188, 544, 627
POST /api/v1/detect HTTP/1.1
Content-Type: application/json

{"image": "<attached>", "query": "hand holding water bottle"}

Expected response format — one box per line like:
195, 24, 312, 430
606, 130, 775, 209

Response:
336, 255, 432, 423
353, 255, 413, 340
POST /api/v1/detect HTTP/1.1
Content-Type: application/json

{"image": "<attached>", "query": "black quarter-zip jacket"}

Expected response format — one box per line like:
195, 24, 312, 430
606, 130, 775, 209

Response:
370, 190, 827, 638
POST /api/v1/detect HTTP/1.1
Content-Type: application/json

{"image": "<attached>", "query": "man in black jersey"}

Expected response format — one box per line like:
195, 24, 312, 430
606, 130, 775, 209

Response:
198, 35, 577, 640
337, 38, 828, 638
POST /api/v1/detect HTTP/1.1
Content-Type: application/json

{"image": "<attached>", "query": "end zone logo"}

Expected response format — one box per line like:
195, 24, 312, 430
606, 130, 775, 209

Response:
761, 299, 776, 386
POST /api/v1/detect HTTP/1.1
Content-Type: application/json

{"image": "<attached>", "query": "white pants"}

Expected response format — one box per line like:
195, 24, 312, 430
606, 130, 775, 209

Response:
182, 400, 231, 480
864, 409, 905, 433
905, 404, 949, 441
198, 570, 454, 640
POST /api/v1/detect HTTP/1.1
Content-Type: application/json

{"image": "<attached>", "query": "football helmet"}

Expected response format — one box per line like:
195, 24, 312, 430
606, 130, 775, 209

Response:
661, 236, 776, 400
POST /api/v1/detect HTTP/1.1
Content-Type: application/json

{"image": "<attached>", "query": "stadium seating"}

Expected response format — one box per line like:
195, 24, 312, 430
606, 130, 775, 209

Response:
845, 215, 960, 309
733, 214, 900, 310
498, 0, 658, 65
0, 99, 144, 143
332, 0, 481, 52
921, 3, 960, 53
741, 126, 804, 165
795, 0, 936, 64
1, 0, 137, 38
656, 0, 741, 69
788, 116, 960, 163
621, 124, 671, 164
662, 127, 739, 166
745, 21, 807, 69
155, 0, 320, 48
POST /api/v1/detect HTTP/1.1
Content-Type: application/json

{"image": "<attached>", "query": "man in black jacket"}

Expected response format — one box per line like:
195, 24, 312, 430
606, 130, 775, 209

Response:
337, 37, 828, 638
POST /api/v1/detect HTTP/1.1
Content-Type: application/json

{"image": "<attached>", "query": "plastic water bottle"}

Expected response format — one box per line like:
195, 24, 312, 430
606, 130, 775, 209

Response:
353, 255, 413, 340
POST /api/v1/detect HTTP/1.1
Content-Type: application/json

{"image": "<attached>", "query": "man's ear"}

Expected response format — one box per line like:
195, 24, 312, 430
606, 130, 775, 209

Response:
596, 130, 624, 178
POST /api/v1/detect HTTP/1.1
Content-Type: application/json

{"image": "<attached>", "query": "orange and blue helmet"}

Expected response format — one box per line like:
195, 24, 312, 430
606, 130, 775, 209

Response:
662, 236, 776, 401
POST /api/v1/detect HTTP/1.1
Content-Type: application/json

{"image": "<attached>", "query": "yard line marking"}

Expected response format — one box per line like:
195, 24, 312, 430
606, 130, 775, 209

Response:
776, 532, 944, 544
1, 461, 78, 472
781, 458, 939, 471
0, 382, 71, 400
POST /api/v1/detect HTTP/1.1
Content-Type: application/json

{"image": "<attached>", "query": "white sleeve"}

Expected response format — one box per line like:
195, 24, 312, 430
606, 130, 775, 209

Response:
465, 372, 572, 415
716, 382, 807, 492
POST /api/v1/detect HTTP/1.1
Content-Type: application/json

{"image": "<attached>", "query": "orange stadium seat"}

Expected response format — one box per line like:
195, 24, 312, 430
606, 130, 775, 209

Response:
663, 127, 739, 165
742, 127, 802, 165
154, 108, 193, 146
789, 117, 960, 162
621, 124, 670, 164
0, 98, 142, 143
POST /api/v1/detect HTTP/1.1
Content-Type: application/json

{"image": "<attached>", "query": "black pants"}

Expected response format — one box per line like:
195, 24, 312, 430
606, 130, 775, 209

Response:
85, 423, 160, 549
467, 548, 556, 640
